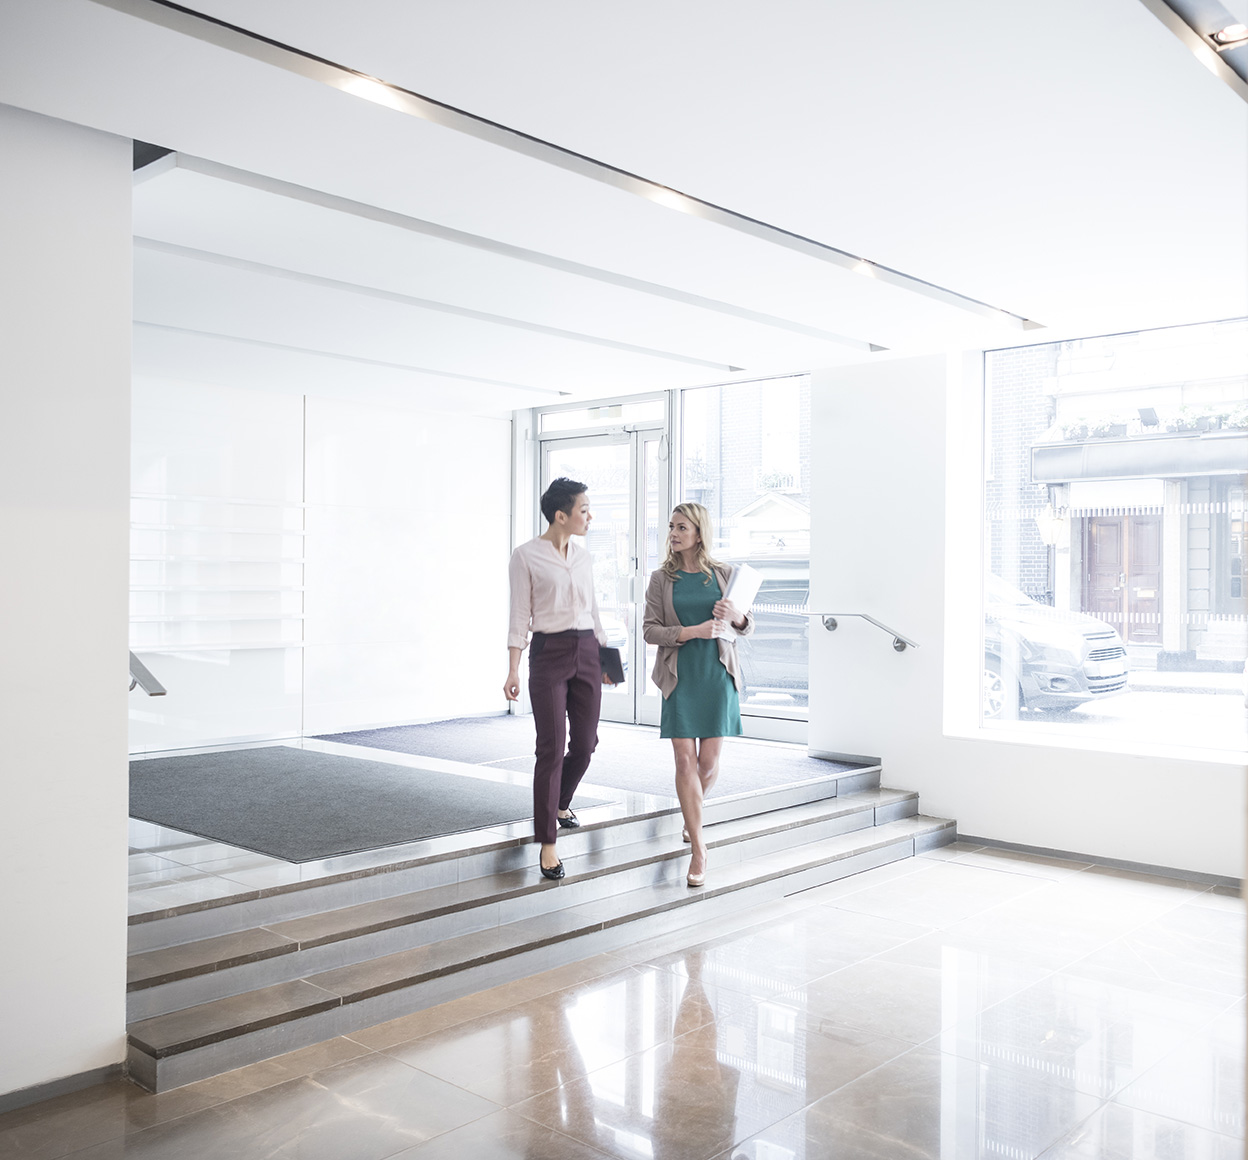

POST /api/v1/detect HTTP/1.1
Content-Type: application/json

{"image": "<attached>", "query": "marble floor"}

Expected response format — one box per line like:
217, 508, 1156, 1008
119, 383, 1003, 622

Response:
4, 843, 1243, 1160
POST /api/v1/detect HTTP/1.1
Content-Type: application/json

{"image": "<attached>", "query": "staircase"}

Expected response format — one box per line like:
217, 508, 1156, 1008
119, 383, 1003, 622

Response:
125, 762, 954, 1092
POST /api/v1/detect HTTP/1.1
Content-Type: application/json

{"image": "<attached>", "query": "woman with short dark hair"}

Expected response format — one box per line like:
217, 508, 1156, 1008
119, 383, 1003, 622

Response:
505, 478, 610, 880
643, 503, 753, 887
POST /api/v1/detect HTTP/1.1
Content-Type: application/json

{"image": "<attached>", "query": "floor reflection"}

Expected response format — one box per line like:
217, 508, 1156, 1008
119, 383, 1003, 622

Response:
5, 846, 1242, 1160
651, 956, 740, 1160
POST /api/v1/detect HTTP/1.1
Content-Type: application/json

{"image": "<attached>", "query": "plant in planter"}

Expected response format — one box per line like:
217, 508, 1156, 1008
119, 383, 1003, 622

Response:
1224, 403, 1248, 430
1087, 418, 1129, 438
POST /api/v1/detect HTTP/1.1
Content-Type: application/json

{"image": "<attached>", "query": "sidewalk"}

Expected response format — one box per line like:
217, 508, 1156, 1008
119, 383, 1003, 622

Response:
1129, 670, 1245, 696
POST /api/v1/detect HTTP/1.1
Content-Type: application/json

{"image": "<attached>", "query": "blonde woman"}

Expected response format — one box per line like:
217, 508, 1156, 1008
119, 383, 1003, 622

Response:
643, 503, 754, 886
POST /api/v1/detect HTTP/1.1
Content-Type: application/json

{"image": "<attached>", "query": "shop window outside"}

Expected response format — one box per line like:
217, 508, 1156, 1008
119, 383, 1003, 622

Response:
681, 375, 811, 718
983, 318, 1248, 754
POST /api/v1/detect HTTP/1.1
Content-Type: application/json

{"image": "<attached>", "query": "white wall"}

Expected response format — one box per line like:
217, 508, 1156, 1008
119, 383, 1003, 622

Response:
303, 396, 512, 733
809, 354, 1245, 880
127, 383, 513, 748
0, 105, 132, 1094
129, 378, 305, 752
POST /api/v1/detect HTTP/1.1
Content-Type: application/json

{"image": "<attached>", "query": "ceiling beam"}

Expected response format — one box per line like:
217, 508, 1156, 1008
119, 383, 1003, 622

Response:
92, 0, 1041, 331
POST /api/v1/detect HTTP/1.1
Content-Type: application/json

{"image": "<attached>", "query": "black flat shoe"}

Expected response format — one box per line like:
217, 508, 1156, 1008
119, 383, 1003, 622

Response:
557, 810, 580, 829
540, 859, 565, 880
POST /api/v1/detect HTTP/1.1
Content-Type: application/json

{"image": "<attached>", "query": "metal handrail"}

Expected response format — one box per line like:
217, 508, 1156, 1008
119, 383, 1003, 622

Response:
129, 651, 167, 696
811, 613, 919, 652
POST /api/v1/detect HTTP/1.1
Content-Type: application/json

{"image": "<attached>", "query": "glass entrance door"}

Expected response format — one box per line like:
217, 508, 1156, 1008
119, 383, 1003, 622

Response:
541, 428, 667, 724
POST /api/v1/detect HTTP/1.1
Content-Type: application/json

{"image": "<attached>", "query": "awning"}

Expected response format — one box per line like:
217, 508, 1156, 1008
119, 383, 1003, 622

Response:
1031, 431, 1247, 483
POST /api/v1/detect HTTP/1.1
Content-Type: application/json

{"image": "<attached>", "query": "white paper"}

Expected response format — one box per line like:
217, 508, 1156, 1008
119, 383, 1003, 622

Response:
713, 563, 763, 637
723, 563, 763, 614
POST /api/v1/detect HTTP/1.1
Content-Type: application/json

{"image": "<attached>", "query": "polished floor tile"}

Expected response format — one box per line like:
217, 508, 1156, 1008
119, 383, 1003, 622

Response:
385, 966, 706, 1105
937, 997, 1190, 1100
871, 932, 1054, 1007
649, 908, 932, 999
829, 859, 1049, 928
774, 956, 998, 1046
62, 1058, 499, 1160
726, 1045, 1102, 1160
1037, 1101, 1243, 1159
1113, 1020, 1245, 1138
511, 1024, 808, 1160
1070, 901, 1245, 997
385, 1108, 614, 1160
7, 837, 1242, 1160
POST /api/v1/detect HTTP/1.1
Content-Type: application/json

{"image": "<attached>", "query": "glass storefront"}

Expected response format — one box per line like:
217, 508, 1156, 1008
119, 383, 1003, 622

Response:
983, 318, 1248, 752
680, 375, 811, 719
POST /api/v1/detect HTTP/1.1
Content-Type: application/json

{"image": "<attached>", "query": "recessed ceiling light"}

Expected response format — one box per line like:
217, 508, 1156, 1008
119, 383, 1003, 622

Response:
1210, 22, 1248, 46
339, 75, 404, 110
853, 260, 875, 276
646, 187, 691, 212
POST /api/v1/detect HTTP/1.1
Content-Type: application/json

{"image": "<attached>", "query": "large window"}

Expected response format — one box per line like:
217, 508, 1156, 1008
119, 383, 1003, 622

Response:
983, 319, 1248, 754
681, 375, 811, 719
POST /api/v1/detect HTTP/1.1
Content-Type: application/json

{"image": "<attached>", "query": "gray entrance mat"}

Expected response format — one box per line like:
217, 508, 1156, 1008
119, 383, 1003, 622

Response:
317, 716, 867, 800
130, 747, 608, 863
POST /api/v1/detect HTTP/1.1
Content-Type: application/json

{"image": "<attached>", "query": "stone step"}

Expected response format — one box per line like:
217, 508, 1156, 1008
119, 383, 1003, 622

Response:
126, 787, 917, 1020
127, 763, 882, 953
126, 812, 954, 1092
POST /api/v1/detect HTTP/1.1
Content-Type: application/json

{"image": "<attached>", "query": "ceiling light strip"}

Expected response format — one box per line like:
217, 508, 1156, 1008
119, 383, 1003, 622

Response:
94, 0, 1038, 331
1134, 0, 1248, 100
171, 153, 879, 352
135, 237, 743, 372
133, 320, 564, 394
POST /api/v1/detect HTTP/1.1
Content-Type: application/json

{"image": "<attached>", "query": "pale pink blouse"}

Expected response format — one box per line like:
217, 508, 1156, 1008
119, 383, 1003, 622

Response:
507, 537, 607, 651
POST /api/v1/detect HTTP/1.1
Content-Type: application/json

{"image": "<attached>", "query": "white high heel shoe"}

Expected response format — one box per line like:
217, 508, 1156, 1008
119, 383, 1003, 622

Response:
686, 853, 707, 888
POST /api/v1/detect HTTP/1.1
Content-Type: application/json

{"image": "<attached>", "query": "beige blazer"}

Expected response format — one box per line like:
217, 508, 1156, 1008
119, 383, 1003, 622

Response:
642, 563, 756, 699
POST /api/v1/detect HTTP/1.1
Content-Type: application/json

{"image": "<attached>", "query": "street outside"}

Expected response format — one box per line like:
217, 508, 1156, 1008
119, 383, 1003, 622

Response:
987, 672, 1247, 754
742, 673, 1246, 754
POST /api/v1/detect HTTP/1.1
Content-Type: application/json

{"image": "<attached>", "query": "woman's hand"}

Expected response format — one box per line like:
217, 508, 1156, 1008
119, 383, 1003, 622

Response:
503, 669, 521, 701
678, 619, 718, 642
713, 599, 746, 630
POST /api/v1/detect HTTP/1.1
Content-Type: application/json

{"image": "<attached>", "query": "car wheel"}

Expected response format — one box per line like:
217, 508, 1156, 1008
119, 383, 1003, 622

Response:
982, 658, 1017, 720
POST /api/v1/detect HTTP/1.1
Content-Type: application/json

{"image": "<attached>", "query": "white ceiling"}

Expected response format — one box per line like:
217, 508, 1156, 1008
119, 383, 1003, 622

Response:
1, 0, 1245, 415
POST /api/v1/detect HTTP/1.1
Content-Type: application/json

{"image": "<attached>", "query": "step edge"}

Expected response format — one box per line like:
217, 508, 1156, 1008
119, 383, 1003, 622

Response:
127, 798, 902, 981
127, 771, 874, 926
126, 819, 942, 1056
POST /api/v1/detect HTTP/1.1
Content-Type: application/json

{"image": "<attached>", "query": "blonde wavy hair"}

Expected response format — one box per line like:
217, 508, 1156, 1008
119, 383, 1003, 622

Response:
660, 502, 721, 582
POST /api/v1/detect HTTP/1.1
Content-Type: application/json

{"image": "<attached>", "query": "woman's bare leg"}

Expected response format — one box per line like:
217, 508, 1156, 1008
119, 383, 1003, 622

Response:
697, 736, 723, 797
672, 738, 706, 876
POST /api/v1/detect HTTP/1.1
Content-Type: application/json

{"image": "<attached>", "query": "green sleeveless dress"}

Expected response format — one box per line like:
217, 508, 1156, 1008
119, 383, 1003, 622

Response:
659, 570, 743, 739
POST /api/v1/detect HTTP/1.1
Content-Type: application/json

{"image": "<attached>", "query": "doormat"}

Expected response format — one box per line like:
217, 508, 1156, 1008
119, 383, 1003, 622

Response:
130, 746, 610, 863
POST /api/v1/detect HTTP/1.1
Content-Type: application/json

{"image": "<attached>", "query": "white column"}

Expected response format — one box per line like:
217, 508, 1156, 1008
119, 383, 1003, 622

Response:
0, 104, 132, 1098
1162, 479, 1185, 651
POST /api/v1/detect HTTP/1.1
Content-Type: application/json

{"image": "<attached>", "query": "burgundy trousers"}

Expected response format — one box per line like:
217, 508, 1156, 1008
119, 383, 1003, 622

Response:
527, 629, 602, 845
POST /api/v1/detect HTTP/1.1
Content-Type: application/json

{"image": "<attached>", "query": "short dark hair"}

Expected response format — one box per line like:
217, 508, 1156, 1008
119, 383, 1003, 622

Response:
540, 477, 587, 524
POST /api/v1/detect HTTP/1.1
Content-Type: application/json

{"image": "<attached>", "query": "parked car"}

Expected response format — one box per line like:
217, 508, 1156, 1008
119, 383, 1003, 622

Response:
720, 561, 1129, 719
983, 573, 1128, 718
724, 557, 811, 698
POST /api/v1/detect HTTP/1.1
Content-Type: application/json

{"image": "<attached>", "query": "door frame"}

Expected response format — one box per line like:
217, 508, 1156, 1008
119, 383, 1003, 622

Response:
537, 423, 667, 725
